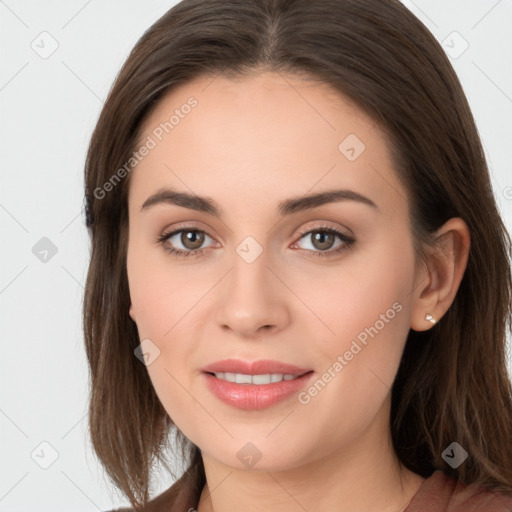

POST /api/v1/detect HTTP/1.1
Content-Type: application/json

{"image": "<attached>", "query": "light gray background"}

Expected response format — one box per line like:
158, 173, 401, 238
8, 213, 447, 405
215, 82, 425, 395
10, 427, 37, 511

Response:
1, 1, 511, 511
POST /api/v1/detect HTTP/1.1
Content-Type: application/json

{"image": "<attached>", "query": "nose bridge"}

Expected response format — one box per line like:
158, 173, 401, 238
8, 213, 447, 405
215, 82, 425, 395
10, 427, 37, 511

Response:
229, 236, 273, 304
215, 235, 289, 335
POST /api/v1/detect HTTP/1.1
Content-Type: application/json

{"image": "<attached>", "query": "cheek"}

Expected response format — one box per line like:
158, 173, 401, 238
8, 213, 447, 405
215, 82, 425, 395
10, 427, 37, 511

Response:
293, 247, 412, 351
127, 246, 208, 424
299, 243, 414, 404
127, 242, 208, 337
145, 354, 205, 436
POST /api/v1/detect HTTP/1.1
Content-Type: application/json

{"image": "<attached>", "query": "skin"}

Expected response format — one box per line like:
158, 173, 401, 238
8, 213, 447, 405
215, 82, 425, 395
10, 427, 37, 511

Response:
126, 71, 470, 512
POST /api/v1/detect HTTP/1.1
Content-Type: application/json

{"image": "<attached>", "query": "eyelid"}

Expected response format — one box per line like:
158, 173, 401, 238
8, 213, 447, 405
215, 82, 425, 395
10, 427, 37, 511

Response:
161, 220, 352, 241
161, 221, 217, 240
295, 220, 353, 239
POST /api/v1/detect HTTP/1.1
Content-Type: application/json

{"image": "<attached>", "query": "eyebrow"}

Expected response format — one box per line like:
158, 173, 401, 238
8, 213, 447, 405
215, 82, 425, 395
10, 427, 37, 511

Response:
140, 187, 378, 217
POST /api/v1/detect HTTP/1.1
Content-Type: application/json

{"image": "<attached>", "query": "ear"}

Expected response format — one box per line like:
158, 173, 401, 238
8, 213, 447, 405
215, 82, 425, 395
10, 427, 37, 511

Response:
129, 303, 136, 322
410, 217, 470, 332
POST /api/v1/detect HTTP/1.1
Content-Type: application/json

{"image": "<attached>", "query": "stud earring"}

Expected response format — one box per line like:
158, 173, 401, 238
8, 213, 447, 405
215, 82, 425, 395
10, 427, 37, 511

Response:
425, 314, 436, 324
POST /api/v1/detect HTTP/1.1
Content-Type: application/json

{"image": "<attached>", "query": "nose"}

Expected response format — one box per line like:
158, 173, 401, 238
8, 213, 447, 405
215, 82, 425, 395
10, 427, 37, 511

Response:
214, 249, 290, 339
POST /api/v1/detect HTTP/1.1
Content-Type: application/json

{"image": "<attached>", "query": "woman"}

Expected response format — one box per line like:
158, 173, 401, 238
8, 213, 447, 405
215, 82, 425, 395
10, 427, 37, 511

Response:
83, 0, 512, 510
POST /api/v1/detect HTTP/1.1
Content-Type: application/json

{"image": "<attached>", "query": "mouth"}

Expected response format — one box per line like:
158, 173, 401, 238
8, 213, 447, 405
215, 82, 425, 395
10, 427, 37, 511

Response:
201, 358, 312, 376
201, 367, 315, 410
205, 371, 312, 385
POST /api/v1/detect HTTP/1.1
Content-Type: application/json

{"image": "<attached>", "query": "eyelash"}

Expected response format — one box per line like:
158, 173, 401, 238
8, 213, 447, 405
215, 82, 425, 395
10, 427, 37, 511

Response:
155, 224, 356, 259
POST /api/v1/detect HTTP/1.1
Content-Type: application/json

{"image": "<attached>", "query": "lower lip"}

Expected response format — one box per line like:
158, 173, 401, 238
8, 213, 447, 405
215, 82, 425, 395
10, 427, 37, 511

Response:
202, 371, 315, 410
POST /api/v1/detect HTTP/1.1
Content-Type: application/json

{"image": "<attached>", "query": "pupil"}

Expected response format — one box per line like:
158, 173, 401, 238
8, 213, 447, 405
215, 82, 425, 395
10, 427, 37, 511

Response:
314, 232, 333, 250
183, 230, 204, 249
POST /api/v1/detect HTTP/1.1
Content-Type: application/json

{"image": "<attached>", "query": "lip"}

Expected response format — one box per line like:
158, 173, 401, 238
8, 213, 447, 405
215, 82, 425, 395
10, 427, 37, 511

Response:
201, 359, 315, 410
201, 358, 312, 375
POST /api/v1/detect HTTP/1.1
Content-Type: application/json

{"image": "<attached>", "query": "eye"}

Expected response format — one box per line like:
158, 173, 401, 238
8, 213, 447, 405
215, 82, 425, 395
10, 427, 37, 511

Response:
155, 224, 356, 258
292, 225, 356, 257
156, 226, 217, 258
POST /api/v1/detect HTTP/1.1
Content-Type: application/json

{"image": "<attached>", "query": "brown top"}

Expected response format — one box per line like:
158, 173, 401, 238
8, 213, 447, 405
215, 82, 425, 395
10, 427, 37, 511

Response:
108, 469, 512, 511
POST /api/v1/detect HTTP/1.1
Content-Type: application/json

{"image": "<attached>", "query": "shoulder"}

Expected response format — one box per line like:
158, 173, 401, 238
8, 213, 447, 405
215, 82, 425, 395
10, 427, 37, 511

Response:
102, 467, 201, 512
407, 470, 512, 512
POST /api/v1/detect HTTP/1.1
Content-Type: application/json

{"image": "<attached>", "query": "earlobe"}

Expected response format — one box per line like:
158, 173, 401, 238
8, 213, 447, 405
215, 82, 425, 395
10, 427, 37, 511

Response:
129, 304, 136, 322
425, 314, 436, 325
410, 217, 470, 332
410, 263, 441, 332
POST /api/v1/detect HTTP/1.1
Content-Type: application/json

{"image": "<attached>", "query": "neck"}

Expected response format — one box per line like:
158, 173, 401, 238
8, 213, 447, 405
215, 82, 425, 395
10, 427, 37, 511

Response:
196, 397, 425, 512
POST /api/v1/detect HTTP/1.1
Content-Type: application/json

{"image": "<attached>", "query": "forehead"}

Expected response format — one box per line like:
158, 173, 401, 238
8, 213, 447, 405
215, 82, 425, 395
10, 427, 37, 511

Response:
129, 71, 406, 217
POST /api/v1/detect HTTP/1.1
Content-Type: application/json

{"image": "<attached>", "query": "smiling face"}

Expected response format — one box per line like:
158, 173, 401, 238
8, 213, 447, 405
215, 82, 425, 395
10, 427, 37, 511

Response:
126, 70, 423, 473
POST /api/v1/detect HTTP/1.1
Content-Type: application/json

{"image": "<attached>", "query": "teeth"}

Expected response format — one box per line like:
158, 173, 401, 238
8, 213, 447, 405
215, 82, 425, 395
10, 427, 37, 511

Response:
213, 372, 300, 384
235, 373, 252, 384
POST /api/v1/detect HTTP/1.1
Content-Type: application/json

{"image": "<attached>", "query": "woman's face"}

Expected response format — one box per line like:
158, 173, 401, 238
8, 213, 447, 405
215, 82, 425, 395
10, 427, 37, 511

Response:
126, 71, 423, 472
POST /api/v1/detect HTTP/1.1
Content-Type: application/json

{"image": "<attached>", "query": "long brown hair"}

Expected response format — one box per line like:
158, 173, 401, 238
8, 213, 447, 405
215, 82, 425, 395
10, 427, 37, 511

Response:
82, 0, 512, 508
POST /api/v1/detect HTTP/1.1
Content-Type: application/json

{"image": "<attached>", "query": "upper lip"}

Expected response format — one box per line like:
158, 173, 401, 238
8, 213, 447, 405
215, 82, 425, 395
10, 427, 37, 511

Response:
201, 358, 312, 376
